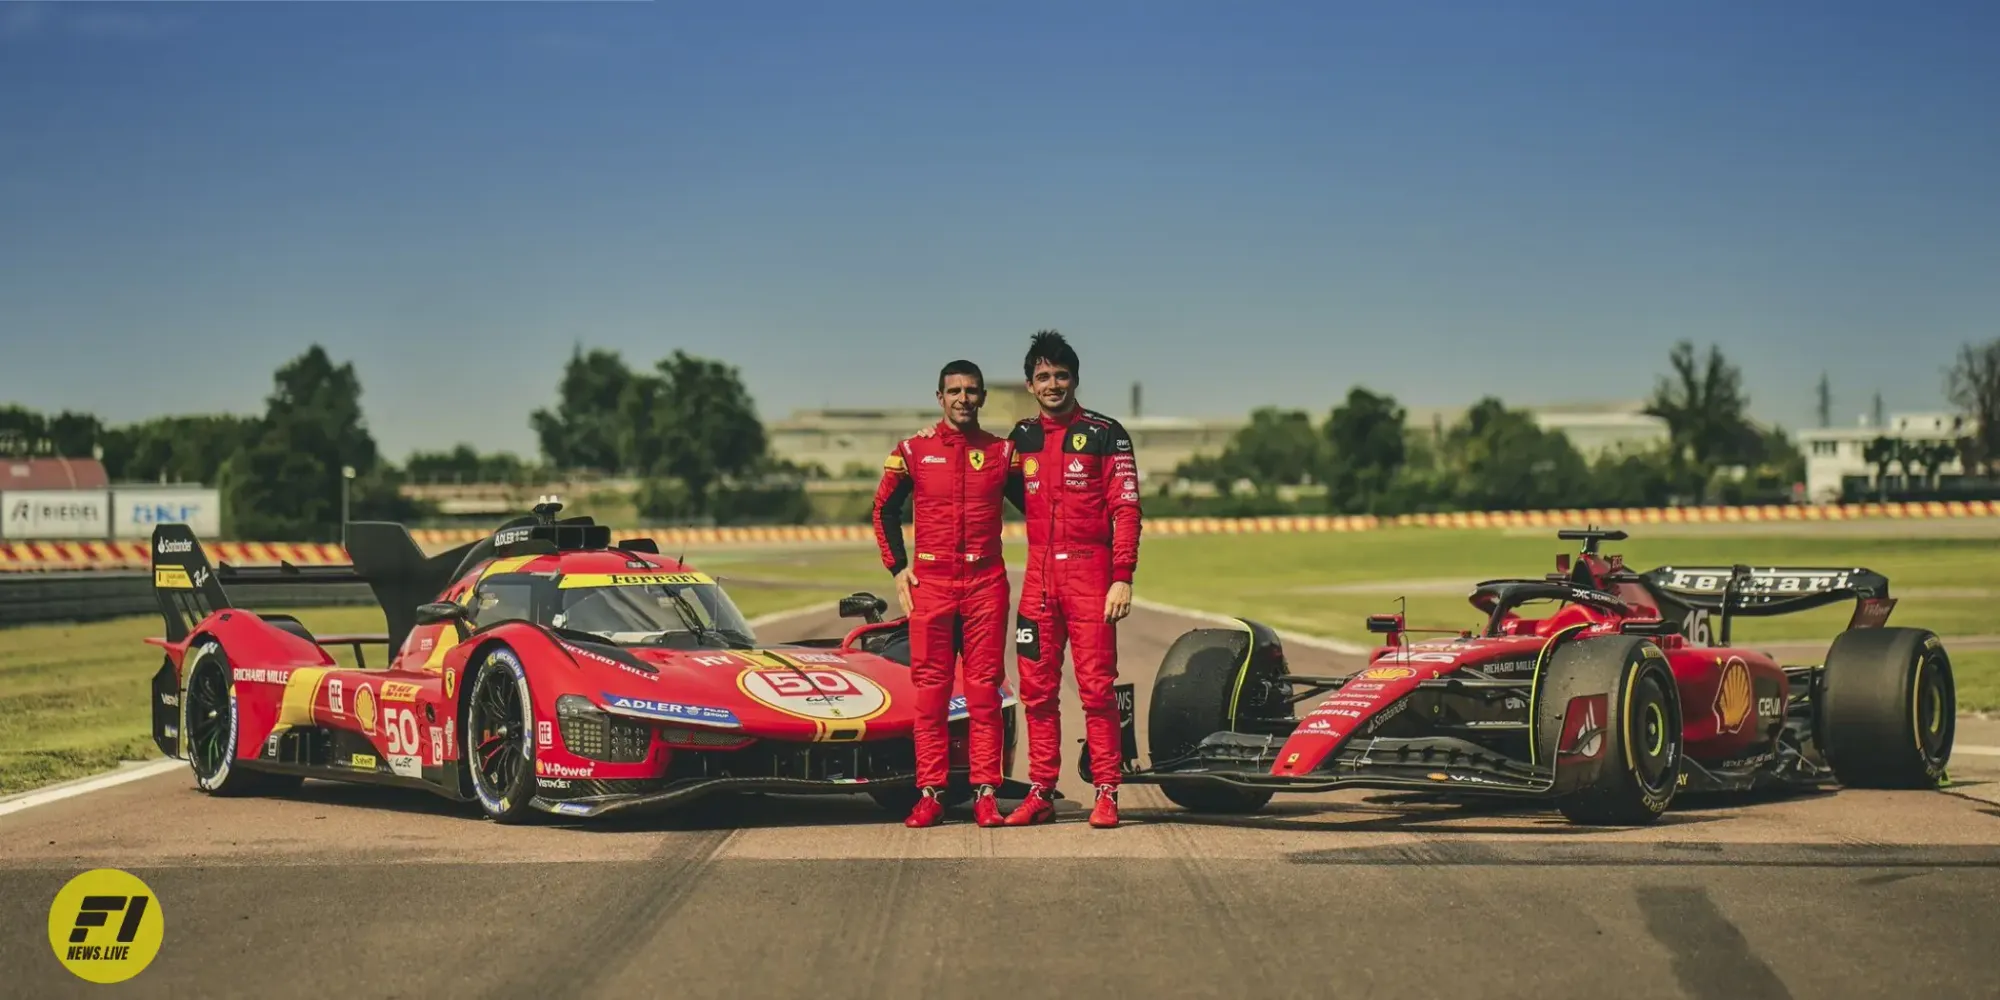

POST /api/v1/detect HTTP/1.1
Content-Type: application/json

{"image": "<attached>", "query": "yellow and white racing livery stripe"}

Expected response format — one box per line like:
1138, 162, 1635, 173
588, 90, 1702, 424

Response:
278, 666, 334, 727
557, 571, 714, 589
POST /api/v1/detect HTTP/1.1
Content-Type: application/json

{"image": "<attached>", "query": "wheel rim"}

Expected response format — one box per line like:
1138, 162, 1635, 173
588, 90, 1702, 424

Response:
1629, 671, 1677, 793
187, 658, 231, 781
469, 663, 528, 803
1914, 653, 1952, 762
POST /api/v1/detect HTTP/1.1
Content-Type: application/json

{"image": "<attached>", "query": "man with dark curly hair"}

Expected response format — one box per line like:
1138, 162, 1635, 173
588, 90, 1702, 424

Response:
1000, 330, 1142, 828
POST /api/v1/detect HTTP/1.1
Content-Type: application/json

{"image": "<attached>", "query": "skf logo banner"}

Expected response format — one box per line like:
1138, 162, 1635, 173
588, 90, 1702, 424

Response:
47, 868, 165, 983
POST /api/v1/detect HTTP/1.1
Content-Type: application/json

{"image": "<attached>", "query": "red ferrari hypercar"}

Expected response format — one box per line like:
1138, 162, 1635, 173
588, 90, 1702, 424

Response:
1104, 527, 1956, 826
147, 501, 1022, 822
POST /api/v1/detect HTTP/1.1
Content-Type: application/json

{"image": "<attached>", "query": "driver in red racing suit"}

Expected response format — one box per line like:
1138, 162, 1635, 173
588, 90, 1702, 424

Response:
1001, 330, 1141, 829
870, 360, 1013, 828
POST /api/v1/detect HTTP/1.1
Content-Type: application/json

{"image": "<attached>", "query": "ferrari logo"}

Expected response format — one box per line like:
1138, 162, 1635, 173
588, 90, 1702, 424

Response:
969, 449, 985, 470
1071, 432, 1087, 451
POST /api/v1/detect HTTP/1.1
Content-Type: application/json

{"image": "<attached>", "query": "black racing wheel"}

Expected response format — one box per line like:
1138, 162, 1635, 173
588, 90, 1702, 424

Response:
183, 641, 300, 797
465, 647, 540, 823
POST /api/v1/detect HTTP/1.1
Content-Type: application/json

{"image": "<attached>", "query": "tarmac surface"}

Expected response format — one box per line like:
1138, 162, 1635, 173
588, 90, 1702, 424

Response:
5, 600, 2000, 998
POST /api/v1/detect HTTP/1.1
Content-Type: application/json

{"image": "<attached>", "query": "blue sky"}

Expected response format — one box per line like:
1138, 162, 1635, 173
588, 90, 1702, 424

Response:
3, 1, 1996, 460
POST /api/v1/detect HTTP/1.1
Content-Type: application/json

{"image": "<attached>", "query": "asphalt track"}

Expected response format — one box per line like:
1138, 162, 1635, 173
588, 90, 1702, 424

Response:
5, 601, 2000, 998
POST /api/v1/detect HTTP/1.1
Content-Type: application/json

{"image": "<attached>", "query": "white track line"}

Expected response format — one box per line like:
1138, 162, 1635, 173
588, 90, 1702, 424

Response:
0, 602, 838, 820
0, 758, 184, 819
1131, 597, 1375, 656
1952, 745, 2000, 757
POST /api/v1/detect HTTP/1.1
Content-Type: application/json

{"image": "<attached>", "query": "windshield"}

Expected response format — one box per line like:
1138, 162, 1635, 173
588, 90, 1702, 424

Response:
466, 570, 759, 646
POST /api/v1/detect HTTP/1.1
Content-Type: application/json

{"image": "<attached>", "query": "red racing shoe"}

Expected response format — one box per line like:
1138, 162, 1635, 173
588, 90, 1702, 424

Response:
1088, 785, 1119, 828
1002, 783, 1056, 826
905, 788, 946, 828
972, 785, 1004, 827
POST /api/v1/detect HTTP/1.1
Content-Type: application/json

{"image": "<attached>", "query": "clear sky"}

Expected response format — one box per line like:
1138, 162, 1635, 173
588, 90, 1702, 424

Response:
3, 1, 1996, 461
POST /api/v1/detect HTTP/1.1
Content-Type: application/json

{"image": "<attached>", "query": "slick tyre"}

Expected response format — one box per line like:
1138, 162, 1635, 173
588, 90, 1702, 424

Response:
182, 641, 301, 798
464, 648, 541, 824
1147, 623, 1288, 814
1814, 627, 1954, 789
1534, 634, 1682, 827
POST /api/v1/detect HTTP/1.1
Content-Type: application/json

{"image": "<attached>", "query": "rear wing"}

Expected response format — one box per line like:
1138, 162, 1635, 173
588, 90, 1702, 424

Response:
149, 522, 479, 655
1638, 564, 1896, 643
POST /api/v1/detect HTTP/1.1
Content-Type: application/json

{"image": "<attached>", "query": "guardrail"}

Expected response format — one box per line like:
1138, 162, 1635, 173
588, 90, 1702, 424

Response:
0, 572, 377, 628
3, 500, 1996, 575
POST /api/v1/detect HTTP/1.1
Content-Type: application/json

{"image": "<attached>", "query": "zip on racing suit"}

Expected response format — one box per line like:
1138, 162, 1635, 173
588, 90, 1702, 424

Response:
870, 419, 1015, 793
1004, 406, 1143, 792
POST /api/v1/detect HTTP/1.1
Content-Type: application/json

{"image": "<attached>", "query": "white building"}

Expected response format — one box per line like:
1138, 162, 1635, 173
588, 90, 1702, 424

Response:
1404, 400, 1672, 460
1794, 412, 1969, 503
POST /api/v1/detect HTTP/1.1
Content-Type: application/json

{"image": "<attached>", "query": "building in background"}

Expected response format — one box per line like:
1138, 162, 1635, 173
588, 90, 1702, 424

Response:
766, 383, 1241, 482
1403, 400, 1672, 460
1795, 412, 1969, 503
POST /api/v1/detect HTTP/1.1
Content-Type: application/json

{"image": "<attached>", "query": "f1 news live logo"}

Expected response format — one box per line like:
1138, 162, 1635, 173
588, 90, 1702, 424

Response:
46, 868, 166, 984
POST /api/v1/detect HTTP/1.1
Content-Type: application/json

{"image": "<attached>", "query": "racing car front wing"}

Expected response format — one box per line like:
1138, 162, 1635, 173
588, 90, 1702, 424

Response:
1124, 730, 1560, 797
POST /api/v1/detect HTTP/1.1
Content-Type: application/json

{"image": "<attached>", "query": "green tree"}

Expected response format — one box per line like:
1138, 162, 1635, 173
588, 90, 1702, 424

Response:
1440, 398, 1591, 511
1862, 436, 1898, 501
624, 351, 769, 518
530, 346, 635, 473
1644, 341, 1759, 480
99, 415, 258, 484
1320, 387, 1406, 514
1211, 407, 1322, 494
405, 445, 535, 484
220, 346, 404, 540
1945, 338, 2000, 478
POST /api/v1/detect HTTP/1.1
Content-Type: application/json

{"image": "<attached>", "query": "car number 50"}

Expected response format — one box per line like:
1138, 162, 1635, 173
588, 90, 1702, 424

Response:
384, 707, 421, 756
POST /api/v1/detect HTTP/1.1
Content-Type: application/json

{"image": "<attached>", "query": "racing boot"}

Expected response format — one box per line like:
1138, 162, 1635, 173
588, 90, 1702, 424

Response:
972, 785, 1005, 828
1088, 784, 1119, 828
905, 787, 946, 828
1002, 783, 1056, 826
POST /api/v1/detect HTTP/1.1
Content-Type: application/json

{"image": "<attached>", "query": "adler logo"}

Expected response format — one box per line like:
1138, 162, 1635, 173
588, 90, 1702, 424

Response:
155, 539, 193, 555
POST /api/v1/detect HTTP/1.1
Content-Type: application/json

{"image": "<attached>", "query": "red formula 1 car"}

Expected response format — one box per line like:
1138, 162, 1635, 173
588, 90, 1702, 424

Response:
146, 502, 1023, 822
1105, 528, 1956, 826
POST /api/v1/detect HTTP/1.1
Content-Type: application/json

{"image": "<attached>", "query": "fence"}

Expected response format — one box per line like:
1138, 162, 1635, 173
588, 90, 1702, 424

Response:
0, 572, 376, 628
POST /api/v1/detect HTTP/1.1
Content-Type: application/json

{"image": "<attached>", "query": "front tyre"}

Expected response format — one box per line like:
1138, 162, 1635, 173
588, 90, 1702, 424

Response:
1147, 623, 1286, 814
465, 648, 540, 823
182, 641, 300, 797
1534, 635, 1682, 826
1815, 627, 1954, 788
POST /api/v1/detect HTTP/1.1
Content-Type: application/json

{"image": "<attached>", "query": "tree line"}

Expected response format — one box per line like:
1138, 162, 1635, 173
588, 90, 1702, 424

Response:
0, 343, 794, 539
6, 337, 1999, 537
1162, 339, 2000, 516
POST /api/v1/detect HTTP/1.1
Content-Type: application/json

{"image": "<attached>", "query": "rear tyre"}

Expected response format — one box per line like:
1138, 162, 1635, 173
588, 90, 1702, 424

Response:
1814, 627, 1954, 789
182, 641, 301, 797
464, 647, 540, 823
1534, 635, 1682, 826
1148, 623, 1285, 814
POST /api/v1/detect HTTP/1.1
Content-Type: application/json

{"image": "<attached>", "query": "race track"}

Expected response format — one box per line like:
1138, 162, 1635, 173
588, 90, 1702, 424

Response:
5, 602, 2000, 998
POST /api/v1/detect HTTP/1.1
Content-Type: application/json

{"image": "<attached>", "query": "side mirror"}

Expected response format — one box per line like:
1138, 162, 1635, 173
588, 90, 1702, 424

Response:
839, 592, 888, 625
416, 602, 469, 627
1366, 614, 1405, 635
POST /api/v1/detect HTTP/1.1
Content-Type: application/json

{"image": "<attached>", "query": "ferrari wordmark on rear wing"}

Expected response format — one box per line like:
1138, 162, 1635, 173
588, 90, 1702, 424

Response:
1639, 563, 1896, 641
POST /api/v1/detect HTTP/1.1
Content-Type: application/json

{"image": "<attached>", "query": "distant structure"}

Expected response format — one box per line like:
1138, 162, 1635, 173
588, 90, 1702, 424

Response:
1402, 400, 1671, 461
766, 384, 1239, 482
1796, 411, 1968, 503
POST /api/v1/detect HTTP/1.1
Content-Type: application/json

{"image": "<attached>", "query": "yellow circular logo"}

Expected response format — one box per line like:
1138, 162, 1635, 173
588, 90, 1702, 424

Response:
47, 868, 165, 984
1023, 458, 1039, 476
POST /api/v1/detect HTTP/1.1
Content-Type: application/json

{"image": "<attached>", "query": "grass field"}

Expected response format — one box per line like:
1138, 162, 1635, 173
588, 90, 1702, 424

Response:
5, 525, 1995, 797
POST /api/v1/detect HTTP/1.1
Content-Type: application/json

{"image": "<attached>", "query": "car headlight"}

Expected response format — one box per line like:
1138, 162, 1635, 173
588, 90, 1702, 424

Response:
555, 694, 651, 763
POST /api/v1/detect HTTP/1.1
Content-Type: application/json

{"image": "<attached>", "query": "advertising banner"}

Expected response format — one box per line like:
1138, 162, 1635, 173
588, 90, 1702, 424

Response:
112, 489, 222, 540
1, 490, 111, 539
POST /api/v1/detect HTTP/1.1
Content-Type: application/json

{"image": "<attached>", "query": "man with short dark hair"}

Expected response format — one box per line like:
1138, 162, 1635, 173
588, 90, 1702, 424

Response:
1001, 330, 1142, 828
870, 359, 1013, 827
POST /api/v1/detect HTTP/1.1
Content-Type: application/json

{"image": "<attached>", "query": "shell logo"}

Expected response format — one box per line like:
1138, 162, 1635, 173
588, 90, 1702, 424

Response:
1713, 657, 1753, 734
1358, 666, 1417, 681
1023, 458, 1039, 477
